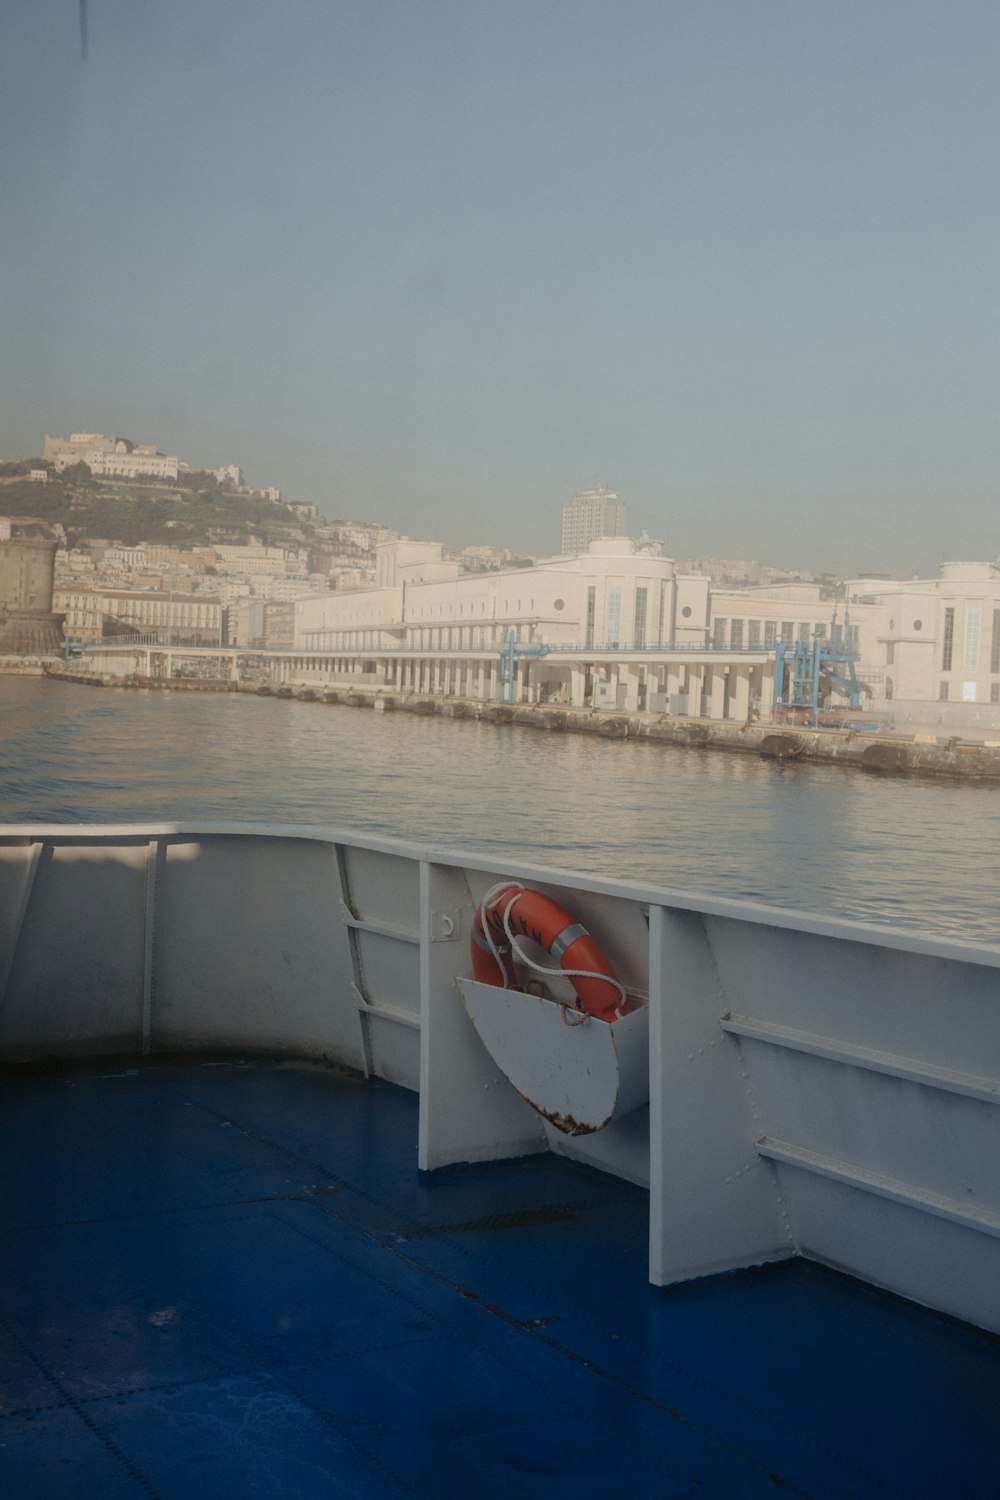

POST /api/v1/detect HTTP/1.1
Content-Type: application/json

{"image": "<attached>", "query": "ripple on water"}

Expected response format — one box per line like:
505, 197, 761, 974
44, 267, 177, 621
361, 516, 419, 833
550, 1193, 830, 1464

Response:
2, 678, 999, 942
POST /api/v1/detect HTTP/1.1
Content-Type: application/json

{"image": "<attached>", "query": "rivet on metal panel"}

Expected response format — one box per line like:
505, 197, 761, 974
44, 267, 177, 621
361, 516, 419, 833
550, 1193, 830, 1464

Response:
431, 907, 461, 942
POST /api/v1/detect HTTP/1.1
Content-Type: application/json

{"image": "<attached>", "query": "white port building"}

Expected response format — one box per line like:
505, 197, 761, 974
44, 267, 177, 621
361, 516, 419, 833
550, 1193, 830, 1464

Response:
291, 537, 774, 718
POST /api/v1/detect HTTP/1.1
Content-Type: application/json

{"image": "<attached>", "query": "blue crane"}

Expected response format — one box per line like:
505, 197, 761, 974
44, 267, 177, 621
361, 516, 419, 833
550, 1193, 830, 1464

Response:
772, 608, 862, 726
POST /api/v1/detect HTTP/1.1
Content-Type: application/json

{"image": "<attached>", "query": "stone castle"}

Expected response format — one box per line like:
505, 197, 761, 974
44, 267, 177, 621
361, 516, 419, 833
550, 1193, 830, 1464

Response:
0, 525, 64, 655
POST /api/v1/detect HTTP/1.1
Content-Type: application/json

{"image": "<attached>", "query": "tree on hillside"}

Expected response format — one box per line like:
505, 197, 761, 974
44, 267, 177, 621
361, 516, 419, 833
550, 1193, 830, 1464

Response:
0, 458, 49, 478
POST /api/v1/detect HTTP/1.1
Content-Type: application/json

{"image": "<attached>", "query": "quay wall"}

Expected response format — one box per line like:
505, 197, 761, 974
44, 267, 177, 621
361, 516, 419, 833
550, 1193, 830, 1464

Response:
0, 654, 58, 676
39, 665, 1000, 784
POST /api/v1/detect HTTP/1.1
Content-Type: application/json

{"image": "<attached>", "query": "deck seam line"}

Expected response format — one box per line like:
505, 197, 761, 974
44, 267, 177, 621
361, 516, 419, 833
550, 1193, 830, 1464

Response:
0, 1309, 163, 1498
302, 1189, 912, 1500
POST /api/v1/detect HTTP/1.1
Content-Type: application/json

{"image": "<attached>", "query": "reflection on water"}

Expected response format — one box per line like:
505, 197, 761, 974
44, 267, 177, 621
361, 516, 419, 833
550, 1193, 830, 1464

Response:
3, 678, 999, 941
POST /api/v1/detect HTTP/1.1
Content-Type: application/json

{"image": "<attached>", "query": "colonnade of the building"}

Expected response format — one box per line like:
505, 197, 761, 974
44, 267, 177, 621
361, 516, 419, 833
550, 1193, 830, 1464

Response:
267, 650, 770, 721
81, 645, 771, 722
269, 648, 773, 717
272, 653, 504, 700
566, 660, 764, 719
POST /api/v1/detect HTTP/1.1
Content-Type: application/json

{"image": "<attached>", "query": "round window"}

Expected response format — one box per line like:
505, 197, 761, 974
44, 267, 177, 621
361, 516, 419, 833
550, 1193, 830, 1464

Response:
913, 619, 922, 631
681, 606, 692, 618
553, 598, 565, 611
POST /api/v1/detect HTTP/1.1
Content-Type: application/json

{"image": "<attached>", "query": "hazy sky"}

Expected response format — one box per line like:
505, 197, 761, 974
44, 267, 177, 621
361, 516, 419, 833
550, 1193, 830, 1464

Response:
2, 1, 999, 574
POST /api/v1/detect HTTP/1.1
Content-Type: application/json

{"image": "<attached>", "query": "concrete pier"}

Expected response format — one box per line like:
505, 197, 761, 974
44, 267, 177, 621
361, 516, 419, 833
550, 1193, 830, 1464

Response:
42, 665, 1000, 784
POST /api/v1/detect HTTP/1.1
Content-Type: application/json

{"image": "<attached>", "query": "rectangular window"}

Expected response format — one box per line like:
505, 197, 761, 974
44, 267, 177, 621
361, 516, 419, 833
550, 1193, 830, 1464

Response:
633, 587, 648, 648
797, 622, 810, 644
964, 604, 982, 675
992, 610, 1000, 673
606, 585, 622, 647
764, 620, 777, 647
585, 586, 596, 648
780, 621, 794, 644
963, 680, 977, 702
748, 620, 761, 647
886, 642, 895, 665
992, 684, 1000, 704
657, 584, 666, 646
942, 607, 955, 670
713, 618, 726, 648
730, 619, 744, 648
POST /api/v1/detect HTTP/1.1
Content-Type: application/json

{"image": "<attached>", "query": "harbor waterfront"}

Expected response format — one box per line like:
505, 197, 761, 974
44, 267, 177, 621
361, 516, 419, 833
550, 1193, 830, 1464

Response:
3, 674, 1000, 943
39, 656, 1000, 784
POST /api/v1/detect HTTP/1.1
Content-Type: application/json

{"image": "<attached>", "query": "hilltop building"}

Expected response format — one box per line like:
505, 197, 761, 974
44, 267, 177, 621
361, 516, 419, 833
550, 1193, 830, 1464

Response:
43, 433, 179, 481
42, 432, 284, 496
561, 486, 625, 555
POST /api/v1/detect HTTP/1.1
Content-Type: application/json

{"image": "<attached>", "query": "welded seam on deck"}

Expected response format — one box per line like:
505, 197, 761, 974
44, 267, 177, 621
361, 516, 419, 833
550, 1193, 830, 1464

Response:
0, 1309, 162, 1497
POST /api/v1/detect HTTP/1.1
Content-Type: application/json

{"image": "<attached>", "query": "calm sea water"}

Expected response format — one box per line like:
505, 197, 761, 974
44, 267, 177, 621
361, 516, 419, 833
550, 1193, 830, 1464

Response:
2, 676, 999, 942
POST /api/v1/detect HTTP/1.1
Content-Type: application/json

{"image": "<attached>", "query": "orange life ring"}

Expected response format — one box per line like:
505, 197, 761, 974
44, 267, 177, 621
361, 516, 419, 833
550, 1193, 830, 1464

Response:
471, 884, 627, 1023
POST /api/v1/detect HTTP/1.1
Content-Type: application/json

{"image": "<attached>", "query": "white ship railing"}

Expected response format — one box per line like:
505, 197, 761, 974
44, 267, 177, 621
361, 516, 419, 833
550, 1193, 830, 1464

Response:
2, 821, 999, 1334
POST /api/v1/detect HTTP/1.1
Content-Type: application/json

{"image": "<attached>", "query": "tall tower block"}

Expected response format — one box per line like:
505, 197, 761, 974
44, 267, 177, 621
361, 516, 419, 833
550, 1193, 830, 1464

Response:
561, 485, 625, 555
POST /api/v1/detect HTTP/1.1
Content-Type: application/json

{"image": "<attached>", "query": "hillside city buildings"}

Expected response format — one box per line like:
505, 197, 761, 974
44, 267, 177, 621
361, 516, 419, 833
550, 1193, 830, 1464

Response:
44, 522, 1000, 727
7, 448, 1000, 730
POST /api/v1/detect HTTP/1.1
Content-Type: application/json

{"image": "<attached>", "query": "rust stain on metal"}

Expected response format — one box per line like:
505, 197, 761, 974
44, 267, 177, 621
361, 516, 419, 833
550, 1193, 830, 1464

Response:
538, 1105, 608, 1137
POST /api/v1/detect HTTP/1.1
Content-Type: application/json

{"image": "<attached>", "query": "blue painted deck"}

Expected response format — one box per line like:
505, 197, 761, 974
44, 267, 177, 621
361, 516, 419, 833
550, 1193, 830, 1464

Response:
2, 1059, 999, 1499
